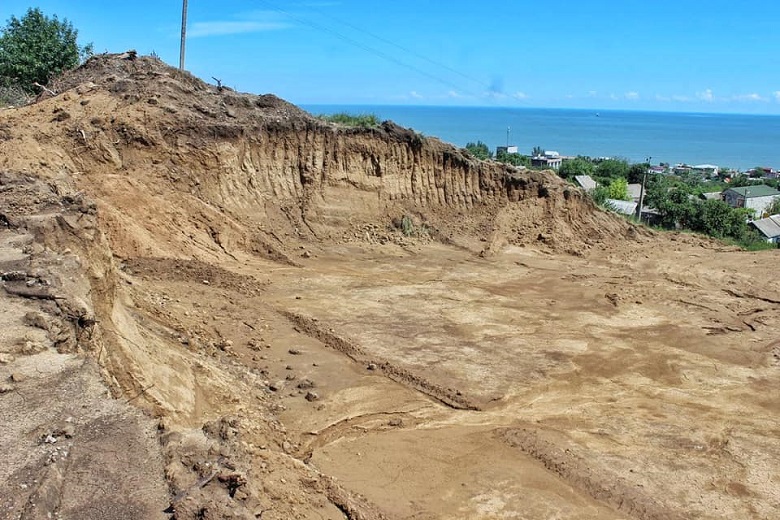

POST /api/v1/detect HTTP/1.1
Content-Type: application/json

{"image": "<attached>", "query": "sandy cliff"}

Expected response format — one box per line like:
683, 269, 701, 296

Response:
1, 54, 777, 520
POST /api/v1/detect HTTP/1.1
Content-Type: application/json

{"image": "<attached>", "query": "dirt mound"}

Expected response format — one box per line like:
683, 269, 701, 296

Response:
2, 53, 633, 263
51, 52, 310, 123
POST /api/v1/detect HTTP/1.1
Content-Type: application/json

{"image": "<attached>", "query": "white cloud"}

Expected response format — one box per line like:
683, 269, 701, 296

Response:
671, 94, 690, 102
587, 90, 597, 97
189, 21, 290, 37
447, 90, 461, 98
774, 91, 780, 101
512, 91, 528, 100
733, 93, 766, 102
625, 91, 640, 100
409, 91, 423, 99
696, 88, 714, 102
655, 94, 670, 102
483, 91, 507, 99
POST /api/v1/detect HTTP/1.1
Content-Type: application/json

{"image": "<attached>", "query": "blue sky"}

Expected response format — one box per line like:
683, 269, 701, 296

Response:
3, 1, 780, 114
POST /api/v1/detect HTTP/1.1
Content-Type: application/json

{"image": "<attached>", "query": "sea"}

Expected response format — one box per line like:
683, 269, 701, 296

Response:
302, 105, 780, 171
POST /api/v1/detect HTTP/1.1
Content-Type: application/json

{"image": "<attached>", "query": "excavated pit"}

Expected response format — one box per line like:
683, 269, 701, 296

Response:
0, 54, 778, 520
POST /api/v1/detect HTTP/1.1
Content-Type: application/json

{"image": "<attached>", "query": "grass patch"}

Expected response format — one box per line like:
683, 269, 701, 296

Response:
723, 237, 777, 251
392, 214, 431, 238
317, 112, 380, 128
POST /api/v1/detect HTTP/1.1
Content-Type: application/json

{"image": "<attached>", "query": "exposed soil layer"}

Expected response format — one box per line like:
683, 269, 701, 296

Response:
1, 54, 778, 520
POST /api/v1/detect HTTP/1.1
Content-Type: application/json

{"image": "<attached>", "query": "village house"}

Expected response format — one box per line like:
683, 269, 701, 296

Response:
692, 164, 719, 178
751, 215, 780, 243
531, 150, 562, 170
722, 185, 780, 219
496, 145, 518, 155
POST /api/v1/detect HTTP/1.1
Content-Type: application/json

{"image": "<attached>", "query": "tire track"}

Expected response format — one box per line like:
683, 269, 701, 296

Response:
500, 427, 685, 520
279, 310, 480, 411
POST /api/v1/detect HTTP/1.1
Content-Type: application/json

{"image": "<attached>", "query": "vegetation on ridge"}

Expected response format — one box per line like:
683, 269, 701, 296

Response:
0, 7, 92, 103
317, 112, 381, 128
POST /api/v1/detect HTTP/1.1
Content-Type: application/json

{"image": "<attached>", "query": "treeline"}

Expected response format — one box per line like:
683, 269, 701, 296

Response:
463, 143, 776, 249
559, 156, 775, 248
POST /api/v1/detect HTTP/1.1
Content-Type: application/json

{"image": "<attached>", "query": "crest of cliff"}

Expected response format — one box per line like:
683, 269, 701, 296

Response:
1, 52, 640, 263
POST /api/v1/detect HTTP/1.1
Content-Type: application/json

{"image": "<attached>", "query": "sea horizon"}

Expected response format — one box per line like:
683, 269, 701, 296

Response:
303, 104, 780, 171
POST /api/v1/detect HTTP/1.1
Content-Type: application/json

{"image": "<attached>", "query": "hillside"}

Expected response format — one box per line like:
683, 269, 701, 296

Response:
0, 53, 778, 520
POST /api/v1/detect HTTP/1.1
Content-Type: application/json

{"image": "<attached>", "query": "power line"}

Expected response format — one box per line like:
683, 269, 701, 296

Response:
255, 0, 494, 100
286, 1, 489, 91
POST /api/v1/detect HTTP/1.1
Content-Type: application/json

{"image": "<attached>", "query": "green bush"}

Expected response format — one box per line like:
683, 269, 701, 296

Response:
0, 8, 92, 93
317, 112, 380, 128
464, 140, 492, 160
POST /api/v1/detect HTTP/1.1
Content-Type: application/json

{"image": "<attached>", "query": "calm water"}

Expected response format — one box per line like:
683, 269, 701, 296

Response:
303, 105, 780, 171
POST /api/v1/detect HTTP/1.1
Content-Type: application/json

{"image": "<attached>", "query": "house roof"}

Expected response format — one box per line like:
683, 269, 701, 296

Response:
701, 191, 722, 200
605, 199, 637, 216
751, 215, 780, 239
725, 185, 780, 198
574, 175, 597, 191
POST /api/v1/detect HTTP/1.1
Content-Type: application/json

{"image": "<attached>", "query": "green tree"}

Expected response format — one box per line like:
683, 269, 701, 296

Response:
766, 196, 780, 216
594, 158, 630, 183
607, 177, 630, 201
531, 146, 544, 157
558, 157, 594, 181
464, 140, 492, 160
496, 150, 531, 167
628, 163, 648, 184
691, 200, 751, 239
0, 8, 92, 92
590, 185, 610, 206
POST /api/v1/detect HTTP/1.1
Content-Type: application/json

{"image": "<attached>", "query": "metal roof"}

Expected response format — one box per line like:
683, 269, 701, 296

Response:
574, 175, 597, 191
751, 215, 780, 239
726, 185, 780, 198
605, 199, 638, 216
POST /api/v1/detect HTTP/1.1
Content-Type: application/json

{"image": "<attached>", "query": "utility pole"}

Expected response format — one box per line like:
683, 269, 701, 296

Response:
179, 0, 188, 70
636, 156, 651, 221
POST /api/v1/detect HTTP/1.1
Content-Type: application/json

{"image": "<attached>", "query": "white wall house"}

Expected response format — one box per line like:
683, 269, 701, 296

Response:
722, 185, 780, 219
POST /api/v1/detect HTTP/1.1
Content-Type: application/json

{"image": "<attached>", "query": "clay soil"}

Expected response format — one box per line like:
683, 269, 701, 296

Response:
0, 55, 778, 520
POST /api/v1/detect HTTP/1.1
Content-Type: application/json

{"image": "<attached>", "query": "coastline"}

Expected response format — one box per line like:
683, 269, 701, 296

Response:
303, 104, 780, 171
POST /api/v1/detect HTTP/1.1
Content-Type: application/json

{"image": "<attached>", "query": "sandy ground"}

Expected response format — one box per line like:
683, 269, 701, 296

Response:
259, 241, 779, 519
1, 54, 778, 519
111, 237, 779, 519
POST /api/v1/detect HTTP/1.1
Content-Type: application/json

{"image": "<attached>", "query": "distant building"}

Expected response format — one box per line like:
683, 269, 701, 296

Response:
722, 185, 780, 218
692, 164, 719, 178
751, 215, 780, 243
531, 151, 562, 170
496, 145, 519, 155
750, 166, 773, 177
